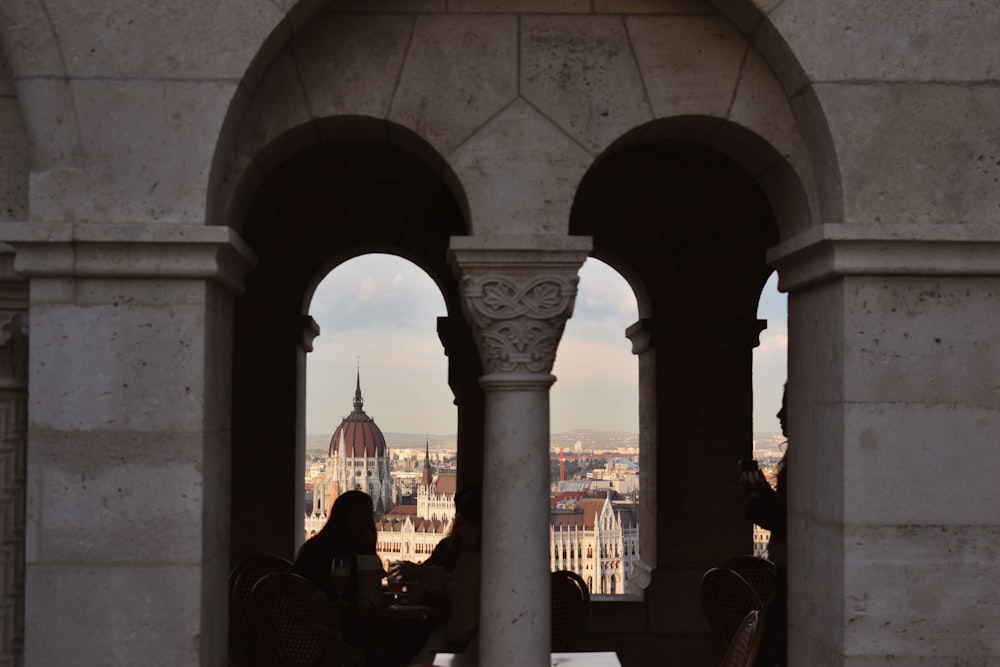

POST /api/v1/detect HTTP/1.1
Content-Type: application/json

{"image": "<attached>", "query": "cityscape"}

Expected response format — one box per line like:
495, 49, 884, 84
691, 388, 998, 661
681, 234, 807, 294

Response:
304, 411, 785, 596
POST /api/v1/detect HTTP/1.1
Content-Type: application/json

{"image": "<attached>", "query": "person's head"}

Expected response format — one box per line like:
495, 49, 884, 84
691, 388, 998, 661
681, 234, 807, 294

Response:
454, 484, 483, 526
777, 384, 788, 438
322, 490, 377, 554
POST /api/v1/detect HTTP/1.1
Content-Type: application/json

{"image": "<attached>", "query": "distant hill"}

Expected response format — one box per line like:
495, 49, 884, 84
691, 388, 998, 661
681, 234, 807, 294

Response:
308, 429, 782, 457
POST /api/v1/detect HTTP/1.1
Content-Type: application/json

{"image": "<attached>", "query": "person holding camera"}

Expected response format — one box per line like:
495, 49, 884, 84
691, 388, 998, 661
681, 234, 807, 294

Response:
742, 387, 788, 667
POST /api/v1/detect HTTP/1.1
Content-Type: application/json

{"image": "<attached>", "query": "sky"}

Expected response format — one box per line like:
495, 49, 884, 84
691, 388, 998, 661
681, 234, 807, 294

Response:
306, 254, 787, 437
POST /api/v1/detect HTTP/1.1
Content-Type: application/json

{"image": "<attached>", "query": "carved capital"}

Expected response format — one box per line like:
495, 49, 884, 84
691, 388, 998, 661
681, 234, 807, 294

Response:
461, 273, 579, 374
449, 235, 592, 379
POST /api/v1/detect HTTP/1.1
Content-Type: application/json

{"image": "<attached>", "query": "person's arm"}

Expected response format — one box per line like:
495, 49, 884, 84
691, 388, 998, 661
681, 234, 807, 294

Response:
745, 477, 787, 539
443, 550, 480, 648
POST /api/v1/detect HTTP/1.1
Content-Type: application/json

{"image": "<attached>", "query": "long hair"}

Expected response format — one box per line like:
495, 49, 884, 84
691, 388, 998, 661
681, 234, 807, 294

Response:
313, 489, 373, 552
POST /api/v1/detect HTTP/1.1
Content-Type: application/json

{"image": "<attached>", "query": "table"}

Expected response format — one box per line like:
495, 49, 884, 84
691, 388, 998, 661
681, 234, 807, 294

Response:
432, 652, 622, 667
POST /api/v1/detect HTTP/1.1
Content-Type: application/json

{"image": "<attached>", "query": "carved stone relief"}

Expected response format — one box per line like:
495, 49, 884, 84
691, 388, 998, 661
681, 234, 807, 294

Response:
460, 274, 579, 375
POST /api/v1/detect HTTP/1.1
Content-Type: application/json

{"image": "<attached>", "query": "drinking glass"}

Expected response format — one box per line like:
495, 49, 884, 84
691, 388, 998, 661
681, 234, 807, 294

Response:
331, 557, 351, 600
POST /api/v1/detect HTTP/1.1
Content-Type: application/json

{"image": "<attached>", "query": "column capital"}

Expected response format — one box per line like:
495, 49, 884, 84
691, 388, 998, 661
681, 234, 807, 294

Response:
449, 235, 592, 379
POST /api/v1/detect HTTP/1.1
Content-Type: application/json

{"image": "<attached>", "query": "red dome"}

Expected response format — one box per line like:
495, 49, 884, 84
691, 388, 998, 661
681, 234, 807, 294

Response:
328, 373, 387, 458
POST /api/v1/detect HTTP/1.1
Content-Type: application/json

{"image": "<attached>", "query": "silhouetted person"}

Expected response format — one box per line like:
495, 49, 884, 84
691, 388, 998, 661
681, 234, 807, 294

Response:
744, 388, 788, 667
405, 485, 483, 667
294, 489, 377, 601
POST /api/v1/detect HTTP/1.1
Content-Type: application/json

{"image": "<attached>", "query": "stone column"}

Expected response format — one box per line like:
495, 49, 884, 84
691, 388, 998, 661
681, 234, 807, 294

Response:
770, 228, 1000, 665
5, 224, 253, 667
437, 316, 484, 490
0, 249, 27, 667
628, 315, 765, 660
450, 235, 591, 667
624, 319, 655, 595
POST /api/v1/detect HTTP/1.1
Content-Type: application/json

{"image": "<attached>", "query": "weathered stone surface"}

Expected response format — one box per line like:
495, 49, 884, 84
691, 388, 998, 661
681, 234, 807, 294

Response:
843, 403, 1000, 524
25, 564, 202, 666
522, 15, 652, 154
0, 72, 28, 221
449, 0, 589, 11
0, 0, 65, 77
818, 83, 1000, 227
10, 78, 81, 175
29, 430, 206, 561
449, 99, 591, 236
595, 0, 713, 13
322, 0, 445, 11
29, 290, 210, 430
235, 48, 314, 165
728, 47, 802, 159
627, 15, 744, 120
771, 1, 1000, 82
844, 277, 1000, 407
294, 14, 412, 119
389, 14, 518, 156
42, 0, 281, 79
48, 79, 237, 223
843, 524, 1000, 658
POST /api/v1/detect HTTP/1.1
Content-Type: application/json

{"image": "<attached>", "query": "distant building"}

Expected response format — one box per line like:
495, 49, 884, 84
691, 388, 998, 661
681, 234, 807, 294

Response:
588, 457, 640, 497
550, 495, 640, 595
375, 447, 457, 568
306, 373, 394, 536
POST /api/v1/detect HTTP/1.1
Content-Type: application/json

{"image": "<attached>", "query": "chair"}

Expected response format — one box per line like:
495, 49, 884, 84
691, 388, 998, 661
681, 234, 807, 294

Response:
246, 572, 344, 666
719, 609, 765, 667
724, 555, 777, 605
701, 567, 764, 653
550, 570, 590, 651
229, 555, 294, 666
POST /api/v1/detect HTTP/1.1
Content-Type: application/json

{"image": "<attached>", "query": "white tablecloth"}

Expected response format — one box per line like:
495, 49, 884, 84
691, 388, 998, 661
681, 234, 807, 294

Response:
432, 652, 622, 667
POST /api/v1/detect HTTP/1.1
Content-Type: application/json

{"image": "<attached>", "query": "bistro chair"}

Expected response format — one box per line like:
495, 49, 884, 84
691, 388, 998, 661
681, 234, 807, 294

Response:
246, 572, 344, 666
229, 555, 294, 666
701, 567, 764, 653
719, 609, 764, 667
723, 555, 777, 606
550, 570, 590, 651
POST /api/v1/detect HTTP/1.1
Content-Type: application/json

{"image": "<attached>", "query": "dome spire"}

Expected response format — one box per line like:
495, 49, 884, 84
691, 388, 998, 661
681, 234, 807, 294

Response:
353, 360, 363, 413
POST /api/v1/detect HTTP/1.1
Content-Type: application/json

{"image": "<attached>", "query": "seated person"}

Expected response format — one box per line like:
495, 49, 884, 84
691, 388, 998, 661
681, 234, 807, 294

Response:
294, 489, 378, 601
404, 486, 483, 667
295, 490, 387, 666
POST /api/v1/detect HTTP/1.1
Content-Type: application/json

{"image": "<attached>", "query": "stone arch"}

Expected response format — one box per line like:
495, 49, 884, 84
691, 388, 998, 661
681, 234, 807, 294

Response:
208, 2, 839, 238
227, 125, 478, 563
568, 121, 780, 659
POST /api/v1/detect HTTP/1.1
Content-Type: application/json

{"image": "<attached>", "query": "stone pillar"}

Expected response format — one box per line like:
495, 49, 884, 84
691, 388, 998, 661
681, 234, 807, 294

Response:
6, 224, 253, 667
450, 235, 591, 667
0, 249, 27, 667
230, 304, 315, 562
437, 316, 484, 490
629, 315, 764, 660
624, 319, 655, 595
770, 228, 1000, 665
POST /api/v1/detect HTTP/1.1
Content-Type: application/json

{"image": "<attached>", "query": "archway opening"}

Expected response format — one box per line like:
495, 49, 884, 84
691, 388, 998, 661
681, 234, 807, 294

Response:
550, 258, 639, 597
229, 134, 473, 565
750, 271, 789, 557
303, 253, 458, 565
569, 135, 779, 660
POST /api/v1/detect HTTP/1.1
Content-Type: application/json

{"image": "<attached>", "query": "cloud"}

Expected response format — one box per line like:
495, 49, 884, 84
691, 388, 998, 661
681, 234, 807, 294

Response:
310, 255, 446, 335
307, 254, 788, 436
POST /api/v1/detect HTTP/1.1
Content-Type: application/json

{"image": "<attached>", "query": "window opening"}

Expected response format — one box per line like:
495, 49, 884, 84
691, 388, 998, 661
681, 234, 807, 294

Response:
550, 258, 639, 597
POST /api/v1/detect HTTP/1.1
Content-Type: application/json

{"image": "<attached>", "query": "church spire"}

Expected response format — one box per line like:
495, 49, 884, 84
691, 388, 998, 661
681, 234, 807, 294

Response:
353, 362, 363, 413
420, 437, 434, 488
